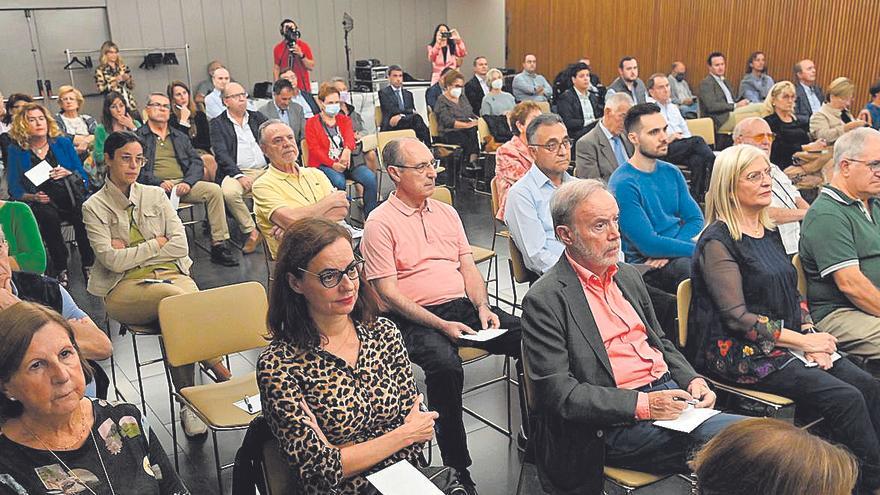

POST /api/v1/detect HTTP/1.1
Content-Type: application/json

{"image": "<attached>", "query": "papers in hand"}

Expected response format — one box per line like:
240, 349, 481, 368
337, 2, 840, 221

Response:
790, 349, 842, 367
24, 160, 53, 187
233, 394, 261, 415
366, 460, 444, 495
654, 406, 721, 433
169, 186, 182, 209
459, 328, 508, 342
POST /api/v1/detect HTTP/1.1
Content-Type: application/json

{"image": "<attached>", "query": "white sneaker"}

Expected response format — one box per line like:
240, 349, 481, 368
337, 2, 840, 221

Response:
180, 406, 208, 438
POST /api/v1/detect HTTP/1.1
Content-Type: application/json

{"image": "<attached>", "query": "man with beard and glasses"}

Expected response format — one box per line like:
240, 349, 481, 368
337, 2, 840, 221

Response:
608, 103, 704, 294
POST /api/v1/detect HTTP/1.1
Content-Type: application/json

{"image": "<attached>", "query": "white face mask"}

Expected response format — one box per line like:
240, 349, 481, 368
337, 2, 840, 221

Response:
324, 103, 341, 116
450, 87, 463, 98
490, 79, 503, 90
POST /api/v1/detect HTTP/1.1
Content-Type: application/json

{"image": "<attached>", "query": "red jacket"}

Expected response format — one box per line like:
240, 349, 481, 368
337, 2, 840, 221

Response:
304, 114, 356, 168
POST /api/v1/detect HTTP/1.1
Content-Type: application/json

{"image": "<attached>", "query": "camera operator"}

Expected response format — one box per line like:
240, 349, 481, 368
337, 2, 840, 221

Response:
272, 19, 315, 93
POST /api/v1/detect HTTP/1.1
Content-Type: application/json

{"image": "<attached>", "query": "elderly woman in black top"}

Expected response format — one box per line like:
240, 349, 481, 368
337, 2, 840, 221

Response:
690, 144, 880, 494
258, 218, 437, 494
434, 69, 481, 170
0, 301, 187, 494
762, 81, 825, 169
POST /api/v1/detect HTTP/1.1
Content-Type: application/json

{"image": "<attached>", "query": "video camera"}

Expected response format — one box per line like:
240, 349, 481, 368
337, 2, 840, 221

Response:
280, 19, 301, 48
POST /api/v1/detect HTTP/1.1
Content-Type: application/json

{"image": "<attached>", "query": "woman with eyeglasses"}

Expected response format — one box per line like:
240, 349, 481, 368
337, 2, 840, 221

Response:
762, 81, 826, 170
434, 69, 481, 171
689, 145, 880, 494
259, 217, 436, 494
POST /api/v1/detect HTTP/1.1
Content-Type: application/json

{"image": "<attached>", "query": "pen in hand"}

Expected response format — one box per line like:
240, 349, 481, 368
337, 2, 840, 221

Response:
672, 397, 699, 406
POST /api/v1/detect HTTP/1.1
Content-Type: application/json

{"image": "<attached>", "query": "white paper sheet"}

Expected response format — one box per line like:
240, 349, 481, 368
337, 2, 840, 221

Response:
653, 406, 721, 433
169, 186, 182, 209
365, 460, 444, 495
233, 394, 261, 415
790, 349, 842, 366
24, 160, 53, 187
459, 328, 508, 342
341, 221, 363, 239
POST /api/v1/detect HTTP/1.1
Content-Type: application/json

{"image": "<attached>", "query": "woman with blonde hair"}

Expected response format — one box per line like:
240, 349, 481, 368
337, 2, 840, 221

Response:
6, 103, 93, 285
94, 40, 137, 111
689, 144, 880, 494
54, 85, 97, 159
810, 77, 868, 144
762, 81, 825, 169
691, 418, 858, 495
480, 68, 515, 116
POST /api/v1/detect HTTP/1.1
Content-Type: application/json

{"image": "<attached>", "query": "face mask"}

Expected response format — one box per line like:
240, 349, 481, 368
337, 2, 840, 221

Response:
491, 79, 503, 90
674, 73, 686, 82
324, 103, 341, 116
339, 91, 351, 104
450, 87, 463, 98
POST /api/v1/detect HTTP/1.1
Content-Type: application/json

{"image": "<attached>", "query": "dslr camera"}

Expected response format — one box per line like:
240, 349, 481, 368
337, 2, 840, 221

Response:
283, 25, 301, 47
441, 31, 452, 39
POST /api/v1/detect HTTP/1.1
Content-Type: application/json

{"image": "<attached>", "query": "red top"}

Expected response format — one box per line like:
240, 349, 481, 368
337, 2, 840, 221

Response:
304, 114, 356, 168
273, 39, 314, 92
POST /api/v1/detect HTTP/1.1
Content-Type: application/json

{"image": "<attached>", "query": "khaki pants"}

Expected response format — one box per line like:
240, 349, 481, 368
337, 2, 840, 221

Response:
105, 269, 217, 390
220, 168, 265, 234
173, 179, 230, 242
818, 307, 880, 360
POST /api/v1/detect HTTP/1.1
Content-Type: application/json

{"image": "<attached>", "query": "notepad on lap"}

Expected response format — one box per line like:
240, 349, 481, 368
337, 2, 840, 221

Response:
24, 160, 53, 187
654, 406, 721, 433
459, 328, 508, 342
366, 460, 444, 495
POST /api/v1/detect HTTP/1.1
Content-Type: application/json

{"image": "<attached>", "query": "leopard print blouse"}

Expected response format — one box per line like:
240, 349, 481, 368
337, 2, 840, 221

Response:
257, 317, 423, 494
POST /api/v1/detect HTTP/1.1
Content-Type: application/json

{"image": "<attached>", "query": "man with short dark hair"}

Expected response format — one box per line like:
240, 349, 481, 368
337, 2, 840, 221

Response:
464, 56, 490, 112
607, 56, 647, 104
608, 103, 703, 293
556, 62, 601, 143
574, 92, 633, 182
137, 92, 238, 266
378, 65, 431, 145
646, 73, 715, 200
272, 18, 315, 91
210, 81, 268, 254
668, 61, 698, 117
794, 59, 825, 124
279, 69, 320, 118
258, 78, 305, 142
699, 52, 749, 133
512, 54, 552, 103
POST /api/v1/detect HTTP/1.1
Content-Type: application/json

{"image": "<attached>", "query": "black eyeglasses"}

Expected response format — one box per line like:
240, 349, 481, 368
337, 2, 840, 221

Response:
529, 138, 573, 153
298, 258, 364, 288
391, 159, 440, 174
146, 103, 171, 110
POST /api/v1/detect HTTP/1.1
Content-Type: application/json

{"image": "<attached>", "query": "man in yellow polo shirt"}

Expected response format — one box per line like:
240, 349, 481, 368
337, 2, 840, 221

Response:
253, 120, 350, 258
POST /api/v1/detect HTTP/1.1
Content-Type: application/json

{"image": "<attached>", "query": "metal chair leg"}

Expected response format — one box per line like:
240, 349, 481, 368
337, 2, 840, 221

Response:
130, 332, 148, 414
212, 430, 224, 494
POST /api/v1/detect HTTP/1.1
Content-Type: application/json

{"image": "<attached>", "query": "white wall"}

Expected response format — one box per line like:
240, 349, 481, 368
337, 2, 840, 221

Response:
446, 0, 506, 80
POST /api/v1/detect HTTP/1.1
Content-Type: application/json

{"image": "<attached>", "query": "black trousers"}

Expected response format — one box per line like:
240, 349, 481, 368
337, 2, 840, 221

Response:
666, 136, 715, 201
30, 201, 94, 276
642, 257, 691, 295
439, 128, 480, 159
389, 113, 432, 147
393, 298, 522, 471
749, 358, 880, 493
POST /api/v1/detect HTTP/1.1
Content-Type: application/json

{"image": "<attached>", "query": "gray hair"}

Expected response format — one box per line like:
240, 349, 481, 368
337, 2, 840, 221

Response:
550, 179, 609, 230
834, 127, 880, 171
605, 92, 634, 111
732, 116, 768, 141
382, 137, 421, 173
257, 119, 288, 144
329, 76, 347, 86
525, 113, 564, 145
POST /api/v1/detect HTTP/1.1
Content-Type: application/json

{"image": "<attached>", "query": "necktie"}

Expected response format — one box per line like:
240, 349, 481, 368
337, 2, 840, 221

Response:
397, 89, 405, 109
612, 135, 629, 167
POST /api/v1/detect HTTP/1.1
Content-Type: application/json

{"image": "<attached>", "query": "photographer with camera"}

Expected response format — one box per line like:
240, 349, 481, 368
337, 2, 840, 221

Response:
272, 19, 315, 93
427, 24, 467, 85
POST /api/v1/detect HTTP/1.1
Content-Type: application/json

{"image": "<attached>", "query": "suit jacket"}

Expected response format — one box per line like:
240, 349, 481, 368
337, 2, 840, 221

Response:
521, 258, 700, 494
209, 109, 268, 183
607, 77, 647, 104
699, 75, 739, 129
464, 75, 487, 115
258, 100, 305, 143
378, 84, 416, 131
795, 82, 825, 124
574, 123, 633, 182
556, 88, 601, 143
136, 125, 204, 187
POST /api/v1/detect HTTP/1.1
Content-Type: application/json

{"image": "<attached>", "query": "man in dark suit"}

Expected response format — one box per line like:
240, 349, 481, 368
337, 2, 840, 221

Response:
209, 81, 269, 254
574, 92, 633, 182
379, 65, 431, 145
699, 52, 749, 133
257, 78, 305, 143
794, 59, 825, 124
464, 56, 490, 113
521, 179, 743, 494
556, 62, 602, 144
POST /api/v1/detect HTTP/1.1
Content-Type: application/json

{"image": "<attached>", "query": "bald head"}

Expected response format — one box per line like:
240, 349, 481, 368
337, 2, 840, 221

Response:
212, 67, 230, 90
733, 117, 773, 154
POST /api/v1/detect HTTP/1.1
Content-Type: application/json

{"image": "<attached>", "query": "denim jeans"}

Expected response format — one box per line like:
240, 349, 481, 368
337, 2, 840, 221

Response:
318, 164, 377, 217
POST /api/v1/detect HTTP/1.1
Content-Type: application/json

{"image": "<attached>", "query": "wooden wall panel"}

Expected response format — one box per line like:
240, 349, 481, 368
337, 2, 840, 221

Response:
507, 0, 880, 109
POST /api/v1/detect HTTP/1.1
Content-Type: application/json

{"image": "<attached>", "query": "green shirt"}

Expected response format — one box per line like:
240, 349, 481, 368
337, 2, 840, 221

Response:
800, 185, 880, 321
0, 201, 47, 273
152, 135, 184, 181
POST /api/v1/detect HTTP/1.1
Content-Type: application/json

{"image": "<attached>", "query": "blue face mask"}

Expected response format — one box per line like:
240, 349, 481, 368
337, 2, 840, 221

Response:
324, 103, 341, 116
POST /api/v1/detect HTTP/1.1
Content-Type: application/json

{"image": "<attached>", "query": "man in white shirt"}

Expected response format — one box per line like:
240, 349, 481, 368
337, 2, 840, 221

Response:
204, 67, 230, 119
646, 73, 716, 200
734, 117, 809, 255
794, 59, 825, 124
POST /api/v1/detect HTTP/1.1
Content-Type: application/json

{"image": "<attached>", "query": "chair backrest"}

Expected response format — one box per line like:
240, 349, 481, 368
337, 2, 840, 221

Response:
261, 437, 295, 495
535, 101, 551, 114
158, 281, 270, 367
374, 104, 383, 129
508, 236, 539, 285
489, 176, 501, 218
431, 185, 453, 206
377, 129, 418, 167
686, 118, 715, 147
477, 117, 491, 147
427, 109, 441, 138
734, 107, 764, 126
299, 138, 310, 167
792, 254, 807, 299
676, 279, 692, 348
